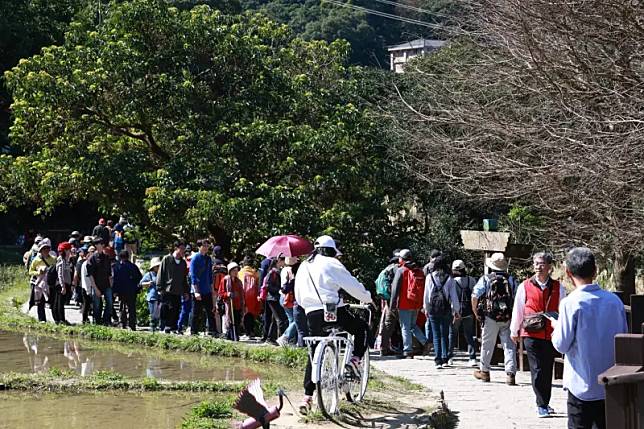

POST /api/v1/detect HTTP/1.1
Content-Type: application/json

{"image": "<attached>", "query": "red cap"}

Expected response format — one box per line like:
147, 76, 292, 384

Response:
99, 218, 106, 225
57, 242, 72, 253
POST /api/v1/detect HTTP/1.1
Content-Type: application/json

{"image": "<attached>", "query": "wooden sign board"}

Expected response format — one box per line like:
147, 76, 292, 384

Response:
460, 230, 510, 252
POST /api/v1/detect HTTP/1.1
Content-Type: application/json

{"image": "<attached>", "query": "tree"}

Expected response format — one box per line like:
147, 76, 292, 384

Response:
388, 0, 644, 294
3, 0, 408, 279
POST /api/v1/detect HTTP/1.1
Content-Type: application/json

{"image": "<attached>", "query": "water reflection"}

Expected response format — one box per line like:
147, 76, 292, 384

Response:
1, 331, 261, 381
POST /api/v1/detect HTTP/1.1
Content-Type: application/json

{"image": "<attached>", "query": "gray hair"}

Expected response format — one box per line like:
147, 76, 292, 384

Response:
565, 247, 596, 279
533, 251, 554, 264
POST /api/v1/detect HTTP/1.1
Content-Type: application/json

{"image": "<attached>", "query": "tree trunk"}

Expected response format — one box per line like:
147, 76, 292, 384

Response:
613, 250, 635, 303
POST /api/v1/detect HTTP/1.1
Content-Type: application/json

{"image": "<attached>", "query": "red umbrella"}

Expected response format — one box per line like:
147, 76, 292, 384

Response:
255, 235, 313, 258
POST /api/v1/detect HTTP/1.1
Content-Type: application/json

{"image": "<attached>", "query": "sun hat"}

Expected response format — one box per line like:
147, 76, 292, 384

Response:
398, 249, 412, 261
34, 235, 43, 244
313, 235, 342, 256
486, 253, 509, 271
70, 231, 81, 238
149, 257, 162, 270
285, 256, 298, 266
88, 246, 96, 252
37, 238, 52, 252
92, 237, 104, 245
83, 235, 93, 244
227, 262, 240, 272
452, 259, 466, 271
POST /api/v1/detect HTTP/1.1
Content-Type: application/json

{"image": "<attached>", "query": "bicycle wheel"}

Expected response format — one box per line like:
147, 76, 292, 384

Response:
346, 350, 370, 403
316, 342, 339, 417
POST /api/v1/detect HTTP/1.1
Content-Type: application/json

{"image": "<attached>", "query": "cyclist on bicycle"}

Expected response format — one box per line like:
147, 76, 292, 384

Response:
294, 235, 373, 414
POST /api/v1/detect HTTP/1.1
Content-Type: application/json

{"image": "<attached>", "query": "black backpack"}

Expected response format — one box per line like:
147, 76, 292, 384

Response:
483, 273, 513, 322
428, 275, 451, 316
45, 261, 58, 287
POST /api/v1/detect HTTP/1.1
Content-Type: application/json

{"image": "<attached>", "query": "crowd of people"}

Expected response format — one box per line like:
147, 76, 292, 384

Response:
22, 220, 626, 429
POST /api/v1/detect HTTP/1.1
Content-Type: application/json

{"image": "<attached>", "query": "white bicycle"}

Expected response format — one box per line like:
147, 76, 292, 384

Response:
303, 304, 372, 418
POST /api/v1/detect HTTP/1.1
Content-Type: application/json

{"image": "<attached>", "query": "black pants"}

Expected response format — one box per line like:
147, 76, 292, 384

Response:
227, 309, 242, 341
243, 313, 256, 336
261, 301, 277, 341
524, 337, 556, 407
567, 392, 605, 429
118, 292, 137, 330
81, 290, 92, 323
160, 294, 182, 332
304, 307, 369, 396
50, 285, 67, 324
266, 300, 288, 336
191, 294, 216, 335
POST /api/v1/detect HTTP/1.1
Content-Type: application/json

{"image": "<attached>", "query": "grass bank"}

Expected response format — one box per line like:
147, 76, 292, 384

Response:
0, 368, 254, 394
0, 265, 307, 368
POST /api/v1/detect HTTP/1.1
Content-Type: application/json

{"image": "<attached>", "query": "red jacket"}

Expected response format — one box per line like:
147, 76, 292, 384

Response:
218, 275, 244, 311
520, 278, 560, 340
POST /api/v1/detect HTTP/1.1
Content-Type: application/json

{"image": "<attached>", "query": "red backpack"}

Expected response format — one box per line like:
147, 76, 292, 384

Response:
405, 267, 425, 308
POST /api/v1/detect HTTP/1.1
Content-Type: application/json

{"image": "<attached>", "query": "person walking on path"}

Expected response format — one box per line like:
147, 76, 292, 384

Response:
189, 239, 216, 336
425, 255, 460, 368
390, 249, 430, 359
449, 259, 478, 367
28, 238, 55, 322
218, 262, 244, 341
472, 252, 518, 385
510, 252, 567, 418
112, 250, 142, 330
92, 218, 111, 247
552, 247, 628, 429
276, 256, 299, 346
53, 242, 73, 325
158, 241, 189, 334
86, 239, 114, 325
262, 256, 289, 343
238, 257, 261, 339
141, 257, 162, 332
80, 246, 96, 324
376, 250, 401, 356
294, 235, 373, 414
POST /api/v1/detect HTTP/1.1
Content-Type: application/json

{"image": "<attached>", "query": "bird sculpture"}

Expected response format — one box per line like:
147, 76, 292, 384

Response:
233, 378, 284, 429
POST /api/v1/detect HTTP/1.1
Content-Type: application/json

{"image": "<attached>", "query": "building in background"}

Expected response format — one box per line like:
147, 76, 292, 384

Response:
388, 39, 446, 73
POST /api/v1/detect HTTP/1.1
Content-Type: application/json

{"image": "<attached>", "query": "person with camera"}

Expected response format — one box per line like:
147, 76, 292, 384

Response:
510, 252, 567, 417
294, 235, 373, 415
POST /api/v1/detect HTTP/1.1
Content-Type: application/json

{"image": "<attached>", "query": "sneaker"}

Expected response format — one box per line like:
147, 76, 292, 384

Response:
239, 335, 249, 341
276, 335, 289, 347
447, 358, 454, 366
473, 370, 490, 382
547, 406, 555, 414
506, 373, 516, 386
299, 395, 313, 415
537, 406, 550, 418
422, 342, 432, 356
345, 356, 362, 379
436, 363, 444, 369
403, 353, 414, 359
468, 359, 477, 367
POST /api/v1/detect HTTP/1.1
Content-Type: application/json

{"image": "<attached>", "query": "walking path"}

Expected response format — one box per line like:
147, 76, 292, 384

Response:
371, 353, 568, 429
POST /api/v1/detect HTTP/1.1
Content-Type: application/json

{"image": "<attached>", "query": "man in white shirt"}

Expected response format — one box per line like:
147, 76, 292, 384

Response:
294, 235, 373, 414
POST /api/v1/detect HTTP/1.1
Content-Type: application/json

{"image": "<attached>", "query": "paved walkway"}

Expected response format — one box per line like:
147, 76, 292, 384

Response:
371, 353, 568, 429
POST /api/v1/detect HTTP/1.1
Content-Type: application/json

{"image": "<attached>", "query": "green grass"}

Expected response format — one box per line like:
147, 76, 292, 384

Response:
0, 368, 249, 393
181, 399, 234, 429
0, 246, 22, 265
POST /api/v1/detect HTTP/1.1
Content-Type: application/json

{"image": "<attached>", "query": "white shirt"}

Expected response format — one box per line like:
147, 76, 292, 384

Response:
80, 260, 95, 294
294, 255, 372, 314
510, 277, 567, 337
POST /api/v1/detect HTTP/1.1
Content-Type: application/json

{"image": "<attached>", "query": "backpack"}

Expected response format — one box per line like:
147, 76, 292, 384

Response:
243, 271, 258, 295
375, 265, 395, 300
484, 273, 513, 322
428, 274, 451, 315
46, 262, 58, 288
404, 267, 425, 308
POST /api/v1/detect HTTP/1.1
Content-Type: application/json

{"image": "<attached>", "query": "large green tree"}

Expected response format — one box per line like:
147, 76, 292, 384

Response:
3, 0, 408, 278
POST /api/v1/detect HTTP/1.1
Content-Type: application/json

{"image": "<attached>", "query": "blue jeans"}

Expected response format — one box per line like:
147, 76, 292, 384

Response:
293, 303, 308, 347
177, 294, 192, 331
148, 301, 160, 331
283, 306, 297, 343
429, 314, 452, 364
398, 309, 427, 354
92, 287, 113, 326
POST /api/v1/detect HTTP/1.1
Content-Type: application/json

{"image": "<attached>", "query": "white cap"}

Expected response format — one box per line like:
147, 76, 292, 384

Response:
398, 249, 412, 261
314, 235, 342, 256
452, 259, 466, 271
284, 256, 298, 266
227, 262, 240, 272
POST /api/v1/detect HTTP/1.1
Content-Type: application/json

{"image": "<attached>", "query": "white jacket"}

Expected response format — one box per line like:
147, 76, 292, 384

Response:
294, 255, 372, 314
